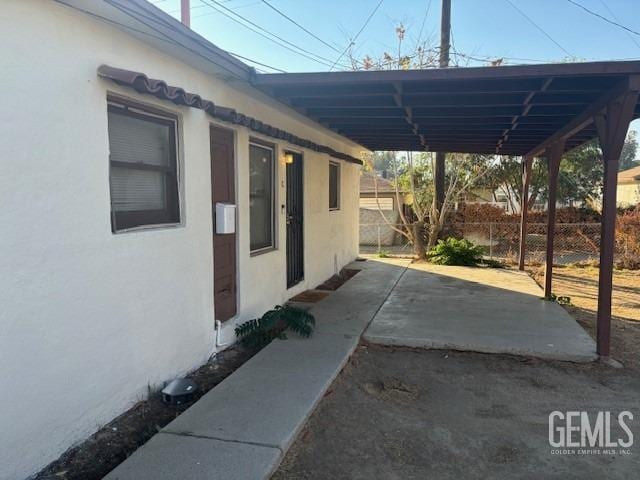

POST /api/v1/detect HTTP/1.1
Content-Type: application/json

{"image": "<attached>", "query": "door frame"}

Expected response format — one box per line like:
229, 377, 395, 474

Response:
285, 150, 304, 289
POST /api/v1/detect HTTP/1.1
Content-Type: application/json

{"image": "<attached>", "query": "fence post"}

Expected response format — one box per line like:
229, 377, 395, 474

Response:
377, 224, 381, 254
489, 223, 493, 260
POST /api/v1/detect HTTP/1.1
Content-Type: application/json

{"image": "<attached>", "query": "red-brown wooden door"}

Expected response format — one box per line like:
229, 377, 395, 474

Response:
210, 126, 237, 321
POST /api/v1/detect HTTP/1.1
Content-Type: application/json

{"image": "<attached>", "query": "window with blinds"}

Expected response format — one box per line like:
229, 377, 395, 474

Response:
329, 161, 340, 210
107, 101, 180, 232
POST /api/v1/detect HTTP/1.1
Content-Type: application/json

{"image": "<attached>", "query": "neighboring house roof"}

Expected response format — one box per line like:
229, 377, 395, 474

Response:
360, 172, 397, 194
618, 165, 640, 184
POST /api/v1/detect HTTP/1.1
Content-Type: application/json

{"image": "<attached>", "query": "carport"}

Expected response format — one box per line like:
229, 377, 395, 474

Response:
253, 61, 640, 358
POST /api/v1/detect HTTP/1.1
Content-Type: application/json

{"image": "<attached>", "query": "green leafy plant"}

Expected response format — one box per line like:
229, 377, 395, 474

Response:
377, 250, 390, 258
543, 293, 571, 305
234, 305, 315, 348
427, 237, 485, 266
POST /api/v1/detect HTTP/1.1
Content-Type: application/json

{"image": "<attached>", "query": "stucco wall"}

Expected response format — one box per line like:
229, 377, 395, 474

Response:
0, 1, 362, 478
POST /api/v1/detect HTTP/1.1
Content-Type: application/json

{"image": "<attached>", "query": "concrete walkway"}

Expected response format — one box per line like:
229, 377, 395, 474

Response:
106, 259, 596, 479
105, 258, 410, 480
364, 262, 597, 362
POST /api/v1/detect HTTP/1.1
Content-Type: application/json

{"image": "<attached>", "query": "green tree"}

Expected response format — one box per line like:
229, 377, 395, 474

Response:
555, 140, 603, 206
369, 151, 493, 255
620, 130, 638, 171
476, 156, 547, 212
371, 151, 396, 172
480, 133, 637, 213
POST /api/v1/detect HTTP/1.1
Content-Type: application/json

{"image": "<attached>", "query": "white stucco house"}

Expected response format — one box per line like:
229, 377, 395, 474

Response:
0, 1, 365, 478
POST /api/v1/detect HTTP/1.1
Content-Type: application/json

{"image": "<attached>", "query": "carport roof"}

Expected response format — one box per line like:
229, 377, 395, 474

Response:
252, 61, 640, 157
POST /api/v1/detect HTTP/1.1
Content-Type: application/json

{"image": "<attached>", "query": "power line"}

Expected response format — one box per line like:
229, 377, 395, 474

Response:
566, 0, 640, 39
98, 0, 288, 75
504, 0, 574, 58
145, 2, 289, 72
53, 1, 244, 78
166, 0, 244, 16
259, 0, 341, 54
198, 0, 349, 69
226, 50, 286, 72
451, 48, 554, 64
330, 0, 384, 70
114, 1, 288, 73
192, 2, 262, 20
415, 0, 433, 46
596, 0, 640, 50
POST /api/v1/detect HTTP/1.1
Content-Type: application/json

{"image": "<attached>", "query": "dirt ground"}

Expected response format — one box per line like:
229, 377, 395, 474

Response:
274, 267, 640, 479
532, 265, 640, 323
531, 265, 640, 371
35, 346, 259, 480
274, 343, 640, 480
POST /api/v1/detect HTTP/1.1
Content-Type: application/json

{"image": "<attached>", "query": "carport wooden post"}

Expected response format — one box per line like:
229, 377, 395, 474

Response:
518, 155, 533, 271
594, 88, 639, 357
543, 142, 565, 299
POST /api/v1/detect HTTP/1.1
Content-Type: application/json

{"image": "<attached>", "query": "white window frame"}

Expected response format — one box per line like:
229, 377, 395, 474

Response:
107, 96, 182, 234
329, 160, 341, 211
249, 139, 277, 255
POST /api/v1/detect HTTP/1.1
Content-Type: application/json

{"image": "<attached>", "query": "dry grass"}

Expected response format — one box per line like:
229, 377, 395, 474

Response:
532, 265, 640, 323
530, 265, 640, 370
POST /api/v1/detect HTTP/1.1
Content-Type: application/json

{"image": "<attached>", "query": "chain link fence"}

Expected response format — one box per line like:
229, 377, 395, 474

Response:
359, 223, 413, 256
359, 222, 603, 265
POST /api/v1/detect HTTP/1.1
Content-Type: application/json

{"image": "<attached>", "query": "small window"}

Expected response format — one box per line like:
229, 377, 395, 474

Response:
107, 101, 179, 232
249, 141, 276, 252
329, 161, 340, 210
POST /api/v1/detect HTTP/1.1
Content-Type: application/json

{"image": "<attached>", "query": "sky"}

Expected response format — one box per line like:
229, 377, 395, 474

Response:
152, 0, 640, 131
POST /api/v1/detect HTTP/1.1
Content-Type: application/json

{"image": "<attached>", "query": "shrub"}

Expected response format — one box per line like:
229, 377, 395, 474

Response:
616, 206, 640, 270
234, 305, 315, 348
427, 237, 485, 266
455, 203, 509, 223
527, 206, 601, 224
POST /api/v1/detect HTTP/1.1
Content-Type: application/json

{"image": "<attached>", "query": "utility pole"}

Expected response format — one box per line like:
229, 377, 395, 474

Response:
434, 0, 451, 212
181, 0, 191, 28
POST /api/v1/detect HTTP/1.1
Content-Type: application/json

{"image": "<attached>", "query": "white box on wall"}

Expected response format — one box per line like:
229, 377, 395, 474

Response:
216, 203, 236, 234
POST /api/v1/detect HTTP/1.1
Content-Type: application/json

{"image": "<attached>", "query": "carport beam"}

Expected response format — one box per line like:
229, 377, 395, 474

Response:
518, 155, 533, 271
543, 141, 565, 299
594, 89, 639, 357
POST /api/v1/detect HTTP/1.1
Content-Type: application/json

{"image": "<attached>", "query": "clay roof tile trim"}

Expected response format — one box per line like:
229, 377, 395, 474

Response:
98, 65, 362, 165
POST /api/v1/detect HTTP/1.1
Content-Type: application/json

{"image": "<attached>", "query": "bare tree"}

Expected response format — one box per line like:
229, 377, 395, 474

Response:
354, 23, 497, 256
366, 151, 494, 256
364, 153, 423, 257
426, 153, 494, 249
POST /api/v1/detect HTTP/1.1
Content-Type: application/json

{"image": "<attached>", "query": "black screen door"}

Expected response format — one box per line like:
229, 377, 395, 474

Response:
286, 153, 304, 288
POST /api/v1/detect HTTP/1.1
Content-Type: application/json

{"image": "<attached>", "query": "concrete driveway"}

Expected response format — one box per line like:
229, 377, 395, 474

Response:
364, 261, 597, 362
